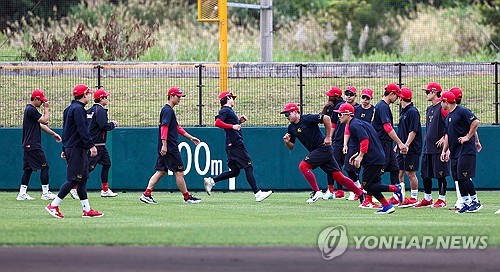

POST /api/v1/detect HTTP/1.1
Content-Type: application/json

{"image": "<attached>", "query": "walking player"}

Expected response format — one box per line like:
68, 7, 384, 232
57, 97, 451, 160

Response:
87, 88, 119, 197
45, 84, 103, 218
140, 87, 202, 204
280, 102, 364, 204
18, 89, 61, 201
203, 91, 273, 202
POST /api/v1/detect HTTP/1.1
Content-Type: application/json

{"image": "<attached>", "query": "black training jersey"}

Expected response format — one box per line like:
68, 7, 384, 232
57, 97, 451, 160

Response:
87, 104, 115, 144
62, 100, 94, 149
22, 104, 42, 151
423, 103, 447, 154
354, 104, 375, 123
397, 103, 422, 155
216, 106, 244, 148
158, 104, 180, 154
287, 114, 328, 152
347, 118, 385, 166
445, 105, 478, 158
372, 100, 394, 142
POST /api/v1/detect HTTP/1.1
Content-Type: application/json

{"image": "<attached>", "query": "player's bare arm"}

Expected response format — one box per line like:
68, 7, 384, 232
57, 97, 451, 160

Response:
458, 119, 480, 144
40, 124, 61, 142
322, 115, 332, 146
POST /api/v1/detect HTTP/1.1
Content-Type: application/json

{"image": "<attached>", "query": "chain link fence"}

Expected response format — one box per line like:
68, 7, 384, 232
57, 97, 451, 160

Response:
1, 62, 498, 128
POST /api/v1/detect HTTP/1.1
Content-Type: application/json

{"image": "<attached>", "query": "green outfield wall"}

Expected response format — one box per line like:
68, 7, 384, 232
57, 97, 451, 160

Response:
1, 126, 498, 191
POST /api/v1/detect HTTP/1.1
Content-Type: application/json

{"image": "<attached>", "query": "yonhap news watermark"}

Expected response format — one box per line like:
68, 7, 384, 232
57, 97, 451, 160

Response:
318, 225, 488, 260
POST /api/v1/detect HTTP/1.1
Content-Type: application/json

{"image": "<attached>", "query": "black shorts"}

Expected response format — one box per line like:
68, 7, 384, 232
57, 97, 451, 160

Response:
420, 153, 449, 179
397, 153, 420, 172
89, 145, 111, 171
23, 149, 49, 171
361, 164, 383, 189
155, 150, 184, 172
226, 144, 253, 170
343, 148, 360, 173
333, 146, 345, 168
380, 140, 399, 173
64, 147, 89, 182
451, 155, 476, 181
304, 145, 341, 174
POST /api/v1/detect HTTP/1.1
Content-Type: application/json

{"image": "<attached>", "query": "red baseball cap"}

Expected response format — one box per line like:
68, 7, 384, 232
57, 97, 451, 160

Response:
422, 82, 442, 92
325, 86, 342, 97
345, 86, 357, 94
168, 86, 186, 97
218, 91, 237, 100
436, 91, 456, 103
31, 89, 48, 102
400, 87, 412, 100
73, 84, 92, 97
94, 89, 110, 100
333, 103, 355, 115
361, 88, 373, 99
385, 83, 401, 94
280, 103, 300, 114
449, 87, 463, 100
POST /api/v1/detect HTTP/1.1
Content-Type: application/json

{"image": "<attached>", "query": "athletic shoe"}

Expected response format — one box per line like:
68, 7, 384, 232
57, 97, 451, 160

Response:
358, 199, 382, 209
255, 190, 273, 202
69, 188, 79, 200
414, 198, 433, 208
450, 199, 464, 211
322, 190, 334, 200
346, 191, 359, 201
399, 197, 418, 208
394, 183, 404, 204
40, 191, 57, 200
374, 203, 396, 214
16, 193, 35, 201
466, 201, 483, 213
184, 195, 202, 204
306, 191, 323, 204
204, 177, 215, 195
334, 190, 345, 198
82, 209, 104, 218
140, 194, 157, 204
101, 189, 118, 197
389, 196, 400, 205
45, 204, 64, 219
455, 203, 471, 214
495, 209, 500, 214
432, 199, 447, 208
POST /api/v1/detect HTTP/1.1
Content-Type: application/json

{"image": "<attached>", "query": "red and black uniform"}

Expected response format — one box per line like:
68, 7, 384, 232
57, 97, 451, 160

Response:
155, 103, 185, 172
21, 104, 49, 186
396, 103, 422, 171
372, 99, 399, 184
327, 98, 346, 190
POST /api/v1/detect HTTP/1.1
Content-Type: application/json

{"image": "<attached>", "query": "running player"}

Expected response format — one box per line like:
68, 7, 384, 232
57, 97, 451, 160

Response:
342, 86, 361, 201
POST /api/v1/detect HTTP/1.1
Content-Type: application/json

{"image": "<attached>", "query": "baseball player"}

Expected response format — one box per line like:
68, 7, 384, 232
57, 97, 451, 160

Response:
415, 82, 450, 208
354, 88, 375, 122
280, 102, 364, 204
372, 83, 408, 205
342, 86, 362, 201
439, 91, 482, 213
203, 91, 273, 202
395, 88, 422, 207
140, 87, 202, 205
45, 84, 103, 219
337, 103, 403, 214
18, 89, 61, 201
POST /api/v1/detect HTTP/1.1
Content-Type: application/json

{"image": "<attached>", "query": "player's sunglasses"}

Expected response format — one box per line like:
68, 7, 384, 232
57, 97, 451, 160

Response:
284, 112, 291, 117
361, 95, 371, 100
425, 90, 433, 95
337, 113, 350, 118
344, 91, 355, 97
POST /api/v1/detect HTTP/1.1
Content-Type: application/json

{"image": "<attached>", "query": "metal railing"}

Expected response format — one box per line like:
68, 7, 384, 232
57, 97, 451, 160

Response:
1, 62, 498, 127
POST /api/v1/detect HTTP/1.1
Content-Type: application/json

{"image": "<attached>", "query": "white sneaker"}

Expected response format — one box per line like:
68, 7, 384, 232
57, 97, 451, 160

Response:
204, 177, 215, 195
255, 190, 273, 202
346, 191, 356, 201
41, 191, 57, 200
495, 209, 500, 214
101, 189, 118, 197
69, 188, 79, 200
322, 190, 334, 200
16, 193, 35, 200
306, 191, 323, 204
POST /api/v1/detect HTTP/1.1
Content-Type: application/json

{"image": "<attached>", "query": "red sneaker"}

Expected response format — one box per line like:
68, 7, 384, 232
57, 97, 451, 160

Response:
82, 209, 104, 218
414, 198, 433, 208
45, 204, 64, 219
334, 190, 345, 198
432, 199, 447, 208
358, 200, 382, 209
389, 196, 400, 205
399, 197, 418, 208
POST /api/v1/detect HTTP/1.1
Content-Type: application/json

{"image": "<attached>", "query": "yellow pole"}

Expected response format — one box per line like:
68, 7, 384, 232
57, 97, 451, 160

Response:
218, 0, 228, 92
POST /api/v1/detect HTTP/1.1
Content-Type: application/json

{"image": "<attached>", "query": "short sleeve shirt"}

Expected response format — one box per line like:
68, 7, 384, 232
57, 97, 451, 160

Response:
22, 104, 42, 151
287, 114, 328, 152
158, 104, 179, 154
216, 106, 244, 148
445, 105, 478, 158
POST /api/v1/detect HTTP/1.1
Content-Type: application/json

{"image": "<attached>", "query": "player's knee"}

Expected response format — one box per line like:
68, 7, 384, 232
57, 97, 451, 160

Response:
332, 171, 345, 181
299, 161, 312, 172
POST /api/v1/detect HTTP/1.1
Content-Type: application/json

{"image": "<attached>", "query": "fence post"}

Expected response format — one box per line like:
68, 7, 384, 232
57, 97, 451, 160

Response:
296, 64, 306, 113
95, 64, 103, 89
493, 61, 499, 125
395, 62, 406, 88
195, 64, 206, 127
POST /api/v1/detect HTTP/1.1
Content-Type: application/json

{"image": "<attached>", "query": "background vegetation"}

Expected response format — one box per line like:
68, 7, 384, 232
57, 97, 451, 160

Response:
0, 0, 499, 62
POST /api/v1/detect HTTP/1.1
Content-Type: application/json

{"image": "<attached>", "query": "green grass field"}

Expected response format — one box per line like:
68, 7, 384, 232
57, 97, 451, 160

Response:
2, 191, 499, 247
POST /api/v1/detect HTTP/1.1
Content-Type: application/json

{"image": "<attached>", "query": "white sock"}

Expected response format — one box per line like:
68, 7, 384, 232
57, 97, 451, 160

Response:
463, 196, 471, 205
354, 181, 361, 187
410, 189, 418, 199
42, 185, 49, 194
424, 193, 432, 201
19, 185, 28, 195
470, 194, 478, 202
51, 196, 63, 207
438, 195, 446, 201
81, 199, 90, 212
454, 181, 461, 200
